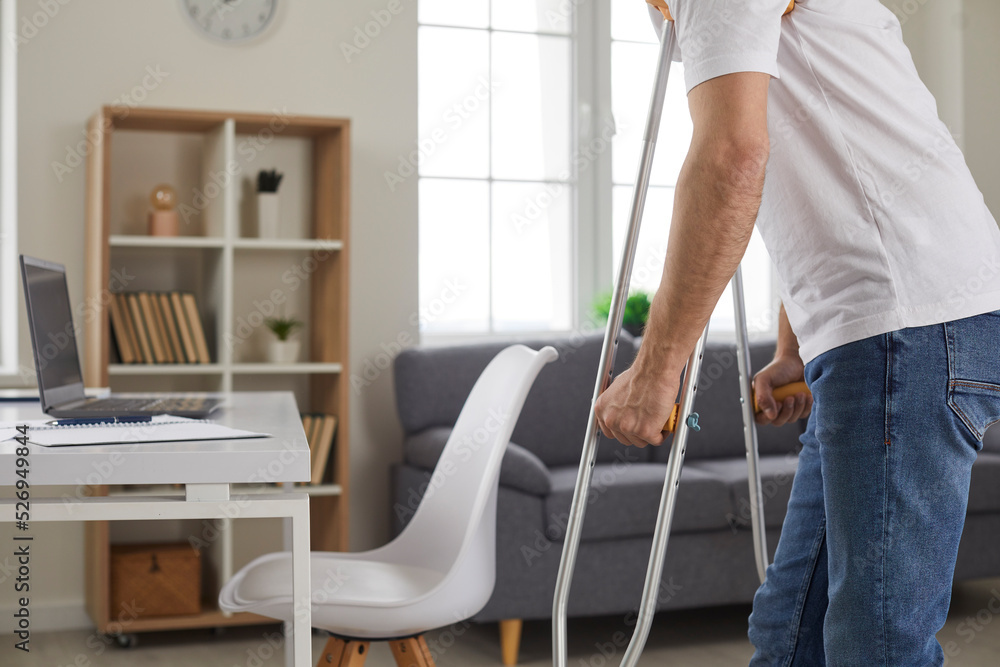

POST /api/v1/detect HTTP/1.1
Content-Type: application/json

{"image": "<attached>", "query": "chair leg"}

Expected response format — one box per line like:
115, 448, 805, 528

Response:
499, 619, 522, 666
316, 636, 370, 667
388, 635, 436, 667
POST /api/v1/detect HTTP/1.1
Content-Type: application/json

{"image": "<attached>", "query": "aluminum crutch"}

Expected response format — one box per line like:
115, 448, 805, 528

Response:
552, 2, 804, 665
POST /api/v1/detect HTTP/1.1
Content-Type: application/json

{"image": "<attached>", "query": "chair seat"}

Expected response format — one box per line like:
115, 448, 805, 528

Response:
226, 552, 446, 609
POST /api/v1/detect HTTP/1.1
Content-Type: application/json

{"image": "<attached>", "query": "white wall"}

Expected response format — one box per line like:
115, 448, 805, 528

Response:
1, 0, 418, 626
888, 0, 1000, 215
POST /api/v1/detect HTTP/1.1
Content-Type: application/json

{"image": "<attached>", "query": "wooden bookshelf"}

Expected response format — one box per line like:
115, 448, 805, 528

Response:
82, 106, 351, 637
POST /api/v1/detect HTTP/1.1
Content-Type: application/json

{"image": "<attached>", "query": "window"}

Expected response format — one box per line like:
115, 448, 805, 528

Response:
0, 0, 19, 374
417, 1, 574, 335
417, 1, 776, 339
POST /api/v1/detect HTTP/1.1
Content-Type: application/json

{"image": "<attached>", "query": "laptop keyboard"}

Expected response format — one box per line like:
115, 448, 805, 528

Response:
76, 397, 217, 413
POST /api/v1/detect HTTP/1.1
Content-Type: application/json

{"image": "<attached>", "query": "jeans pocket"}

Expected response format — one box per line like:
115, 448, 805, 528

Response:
945, 310, 1000, 443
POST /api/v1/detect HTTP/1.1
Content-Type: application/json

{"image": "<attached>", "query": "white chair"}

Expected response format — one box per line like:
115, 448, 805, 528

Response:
220, 344, 558, 667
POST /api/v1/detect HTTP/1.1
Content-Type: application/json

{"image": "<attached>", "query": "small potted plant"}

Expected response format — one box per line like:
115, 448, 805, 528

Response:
257, 169, 284, 238
264, 316, 303, 363
593, 290, 652, 338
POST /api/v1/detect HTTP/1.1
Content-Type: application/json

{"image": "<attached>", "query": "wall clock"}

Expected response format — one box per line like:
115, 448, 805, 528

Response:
181, 0, 279, 43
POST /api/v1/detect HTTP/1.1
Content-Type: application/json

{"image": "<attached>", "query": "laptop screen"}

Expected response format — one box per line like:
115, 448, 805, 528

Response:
20, 256, 86, 410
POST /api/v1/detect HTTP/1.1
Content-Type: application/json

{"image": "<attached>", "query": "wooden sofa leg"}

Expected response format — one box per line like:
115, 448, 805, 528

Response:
499, 619, 522, 666
317, 636, 370, 667
389, 635, 436, 666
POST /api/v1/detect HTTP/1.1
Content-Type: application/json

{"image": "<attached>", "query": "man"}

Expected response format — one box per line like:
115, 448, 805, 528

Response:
593, 0, 1000, 664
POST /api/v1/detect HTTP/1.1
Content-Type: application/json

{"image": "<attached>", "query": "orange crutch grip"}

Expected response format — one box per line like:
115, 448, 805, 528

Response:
646, 0, 795, 23
662, 381, 810, 433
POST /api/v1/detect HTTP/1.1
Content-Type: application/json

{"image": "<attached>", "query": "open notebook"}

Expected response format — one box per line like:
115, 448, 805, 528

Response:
0, 415, 268, 447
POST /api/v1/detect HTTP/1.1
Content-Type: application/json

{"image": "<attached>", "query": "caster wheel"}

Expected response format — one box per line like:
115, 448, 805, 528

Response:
114, 633, 139, 649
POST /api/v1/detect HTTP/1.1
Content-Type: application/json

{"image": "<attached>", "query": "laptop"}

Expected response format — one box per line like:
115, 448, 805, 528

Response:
19, 255, 220, 418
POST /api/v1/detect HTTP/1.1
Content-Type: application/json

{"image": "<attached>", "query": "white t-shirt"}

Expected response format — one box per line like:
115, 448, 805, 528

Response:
668, 0, 1000, 363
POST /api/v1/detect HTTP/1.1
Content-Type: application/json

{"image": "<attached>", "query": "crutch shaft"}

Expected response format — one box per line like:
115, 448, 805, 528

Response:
551, 19, 677, 667
619, 328, 710, 667
732, 266, 770, 584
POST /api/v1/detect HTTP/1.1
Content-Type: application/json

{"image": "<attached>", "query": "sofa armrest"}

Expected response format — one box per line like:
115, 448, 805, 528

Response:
403, 426, 553, 496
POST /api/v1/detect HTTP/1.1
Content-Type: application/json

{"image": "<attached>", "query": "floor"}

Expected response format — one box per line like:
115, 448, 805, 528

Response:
11, 577, 1000, 666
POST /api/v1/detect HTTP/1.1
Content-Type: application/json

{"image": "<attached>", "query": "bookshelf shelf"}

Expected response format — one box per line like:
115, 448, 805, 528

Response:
108, 363, 225, 376
110, 235, 226, 249
231, 362, 343, 374
83, 106, 351, 637
232, 238, 343, 251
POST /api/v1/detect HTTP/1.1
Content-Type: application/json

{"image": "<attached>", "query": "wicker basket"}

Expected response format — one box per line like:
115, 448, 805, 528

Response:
110, 543, 202, 618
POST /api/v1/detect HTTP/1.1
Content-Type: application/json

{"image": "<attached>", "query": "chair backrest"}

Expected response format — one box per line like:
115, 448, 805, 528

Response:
387, 344, 558, 575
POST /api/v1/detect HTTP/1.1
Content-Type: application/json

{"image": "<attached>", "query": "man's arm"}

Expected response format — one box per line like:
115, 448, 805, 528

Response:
595, 71, 772, 447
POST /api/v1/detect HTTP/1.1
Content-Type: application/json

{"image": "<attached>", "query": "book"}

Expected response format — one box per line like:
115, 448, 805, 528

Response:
108, 293, 135, 363
181, 293, 211, 364
138, 292, 167, 363
310, 415, 337, 485
158, 293, 186, 364
149, 293, 175, 363
170, 292, 198, 364
118, 294, 142, 364
127, 294, 154, 363
301, 414, 314, 448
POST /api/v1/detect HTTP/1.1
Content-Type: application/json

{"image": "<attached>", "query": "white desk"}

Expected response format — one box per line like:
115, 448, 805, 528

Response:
0, 391, 312, 666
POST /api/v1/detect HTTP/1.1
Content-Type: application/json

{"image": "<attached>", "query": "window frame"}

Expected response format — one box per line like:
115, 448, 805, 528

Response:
0, 0, 19, 376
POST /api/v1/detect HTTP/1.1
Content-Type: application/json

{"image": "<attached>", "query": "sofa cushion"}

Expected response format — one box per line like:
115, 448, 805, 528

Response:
403, 427, 553, 496
394, 332, 650, 468
544, 459, 734, 541
969, 452, 1000, 514
687, 455, 799, 530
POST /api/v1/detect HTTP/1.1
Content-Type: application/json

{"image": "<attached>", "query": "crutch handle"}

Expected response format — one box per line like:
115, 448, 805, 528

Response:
646, 0, 795, 22
662, 381, 810, 432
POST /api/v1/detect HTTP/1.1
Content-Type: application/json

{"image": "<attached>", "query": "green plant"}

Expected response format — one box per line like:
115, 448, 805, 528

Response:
265, 316, 303, 341
593, 290, 652, 336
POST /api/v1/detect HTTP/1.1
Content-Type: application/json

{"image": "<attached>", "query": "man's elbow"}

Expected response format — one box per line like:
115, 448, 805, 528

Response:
705, 136, 770, 198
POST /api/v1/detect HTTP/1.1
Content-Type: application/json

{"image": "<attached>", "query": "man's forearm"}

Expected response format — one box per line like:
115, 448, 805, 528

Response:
635, 143, 768, 377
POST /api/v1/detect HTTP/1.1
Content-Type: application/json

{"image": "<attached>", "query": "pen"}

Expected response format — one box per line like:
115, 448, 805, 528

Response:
46, 415, 153, 427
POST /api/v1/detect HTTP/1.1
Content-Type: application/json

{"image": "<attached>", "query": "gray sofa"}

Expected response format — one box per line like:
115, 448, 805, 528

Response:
391, 331, 1000, 664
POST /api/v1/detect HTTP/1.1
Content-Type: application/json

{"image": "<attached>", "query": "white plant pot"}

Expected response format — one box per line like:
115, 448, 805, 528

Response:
257, 192, 280, 238
267, 339, 300, 364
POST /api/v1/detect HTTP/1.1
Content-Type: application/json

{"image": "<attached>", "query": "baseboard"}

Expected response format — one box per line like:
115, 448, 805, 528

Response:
1, 600, 91, 633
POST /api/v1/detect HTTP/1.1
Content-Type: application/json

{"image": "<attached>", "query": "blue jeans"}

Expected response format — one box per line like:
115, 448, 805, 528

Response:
748, 310, 1000, 666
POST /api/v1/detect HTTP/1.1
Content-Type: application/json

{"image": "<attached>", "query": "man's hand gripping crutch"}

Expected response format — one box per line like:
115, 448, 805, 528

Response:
551, 2, 807, 666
